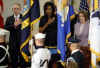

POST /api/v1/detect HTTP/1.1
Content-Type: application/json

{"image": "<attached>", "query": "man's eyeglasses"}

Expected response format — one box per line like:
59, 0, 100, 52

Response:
13, 8, 20, 10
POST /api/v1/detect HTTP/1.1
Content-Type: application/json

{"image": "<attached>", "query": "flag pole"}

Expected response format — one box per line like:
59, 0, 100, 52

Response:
30, 0, 33, 59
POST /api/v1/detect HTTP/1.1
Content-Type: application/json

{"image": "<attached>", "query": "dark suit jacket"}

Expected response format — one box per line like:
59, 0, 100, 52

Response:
4, 14, 22, 50
71, 51, 85, 68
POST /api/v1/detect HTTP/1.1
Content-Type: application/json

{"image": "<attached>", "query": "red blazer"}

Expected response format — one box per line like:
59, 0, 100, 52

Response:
0, 0, 3, 12
0, 0, 4, 28
0, 15, 4, 28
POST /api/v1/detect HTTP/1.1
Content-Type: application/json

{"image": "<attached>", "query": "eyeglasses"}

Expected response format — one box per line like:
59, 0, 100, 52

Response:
13, 8, 20, 10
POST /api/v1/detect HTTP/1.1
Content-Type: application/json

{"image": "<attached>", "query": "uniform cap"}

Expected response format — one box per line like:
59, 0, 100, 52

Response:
34, 33, 46, 39
68, 36, 80, 43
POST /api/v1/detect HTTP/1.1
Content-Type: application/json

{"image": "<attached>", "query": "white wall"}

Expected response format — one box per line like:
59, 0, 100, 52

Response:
2, 0, 52, 23
2, 0, 24, 23
2, 0, 52, 36
2, 0, 80, 23
72, 0, 80, 12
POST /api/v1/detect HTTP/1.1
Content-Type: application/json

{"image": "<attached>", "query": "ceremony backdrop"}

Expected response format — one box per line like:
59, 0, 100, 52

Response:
2, 0, 51, 23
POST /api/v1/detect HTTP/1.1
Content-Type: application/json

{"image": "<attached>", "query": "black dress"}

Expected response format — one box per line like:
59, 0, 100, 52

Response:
39, 15, 57, 48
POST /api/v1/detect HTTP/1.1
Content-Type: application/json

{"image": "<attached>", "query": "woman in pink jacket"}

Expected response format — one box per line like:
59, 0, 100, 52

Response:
74, 11, 90, 68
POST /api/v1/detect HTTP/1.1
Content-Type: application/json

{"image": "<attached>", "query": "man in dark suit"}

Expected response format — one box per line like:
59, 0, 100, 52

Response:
4, 3, 23, 68
67, 37, 85, 68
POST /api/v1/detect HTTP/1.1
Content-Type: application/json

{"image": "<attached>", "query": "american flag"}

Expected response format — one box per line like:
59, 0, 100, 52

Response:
93, 0, 100, 11
90, 0, 100, 12
79, 0, 89, 13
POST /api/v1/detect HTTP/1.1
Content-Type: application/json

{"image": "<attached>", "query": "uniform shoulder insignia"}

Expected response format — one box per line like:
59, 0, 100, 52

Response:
67, 57, 76, 63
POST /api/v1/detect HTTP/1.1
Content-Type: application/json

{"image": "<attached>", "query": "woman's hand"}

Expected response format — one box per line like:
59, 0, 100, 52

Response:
47, 17, 55, 25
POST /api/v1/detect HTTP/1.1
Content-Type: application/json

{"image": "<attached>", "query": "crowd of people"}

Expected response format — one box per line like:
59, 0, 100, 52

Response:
0, 1, 91, 68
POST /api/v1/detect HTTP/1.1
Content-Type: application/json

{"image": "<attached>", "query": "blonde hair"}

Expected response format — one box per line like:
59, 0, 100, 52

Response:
65, 61, 79, 68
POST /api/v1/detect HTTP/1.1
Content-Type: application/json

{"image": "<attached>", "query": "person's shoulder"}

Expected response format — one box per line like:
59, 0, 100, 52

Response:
37, 48, 51, 55
20, 14, 22, 18
40, 15, 47, 20
40, 16, 48, 24
86, 20, 90, 24
37, 48, 50, 53
71, 51, 84, 63
75, 22, 80, 25
67, 57, 76, 62
76, 51, 84, 58
74, 50, 82, 54
7, 15, 14, 19
72, 50, 83, 57
44, 48, 51, 53
75, 22, 80, 27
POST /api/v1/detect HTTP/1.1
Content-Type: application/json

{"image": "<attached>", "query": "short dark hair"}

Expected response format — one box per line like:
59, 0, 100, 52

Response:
44, 1, 56, 16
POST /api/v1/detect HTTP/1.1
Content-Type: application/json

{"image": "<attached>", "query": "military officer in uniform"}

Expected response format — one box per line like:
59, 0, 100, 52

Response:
0, 28, 10, 66
67, 37, 85, 68
31, 33, 51, 68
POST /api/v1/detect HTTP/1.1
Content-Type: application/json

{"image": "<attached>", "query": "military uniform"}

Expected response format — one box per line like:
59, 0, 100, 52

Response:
31, 33, 51, 68
31, 48, 51, 68
67, 37, 85, 68
89, 10, 100, 68
0, 28, 10, 66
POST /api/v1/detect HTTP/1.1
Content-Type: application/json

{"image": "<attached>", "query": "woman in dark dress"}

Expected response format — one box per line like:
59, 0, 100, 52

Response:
39, 2, 60, 68
39, 2, 57, 48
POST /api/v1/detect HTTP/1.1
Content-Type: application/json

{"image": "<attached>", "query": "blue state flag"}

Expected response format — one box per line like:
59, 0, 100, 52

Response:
57, 0, 75, 61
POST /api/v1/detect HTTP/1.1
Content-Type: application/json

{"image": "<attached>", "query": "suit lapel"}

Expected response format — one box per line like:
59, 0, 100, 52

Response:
11, 15, 15, 24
